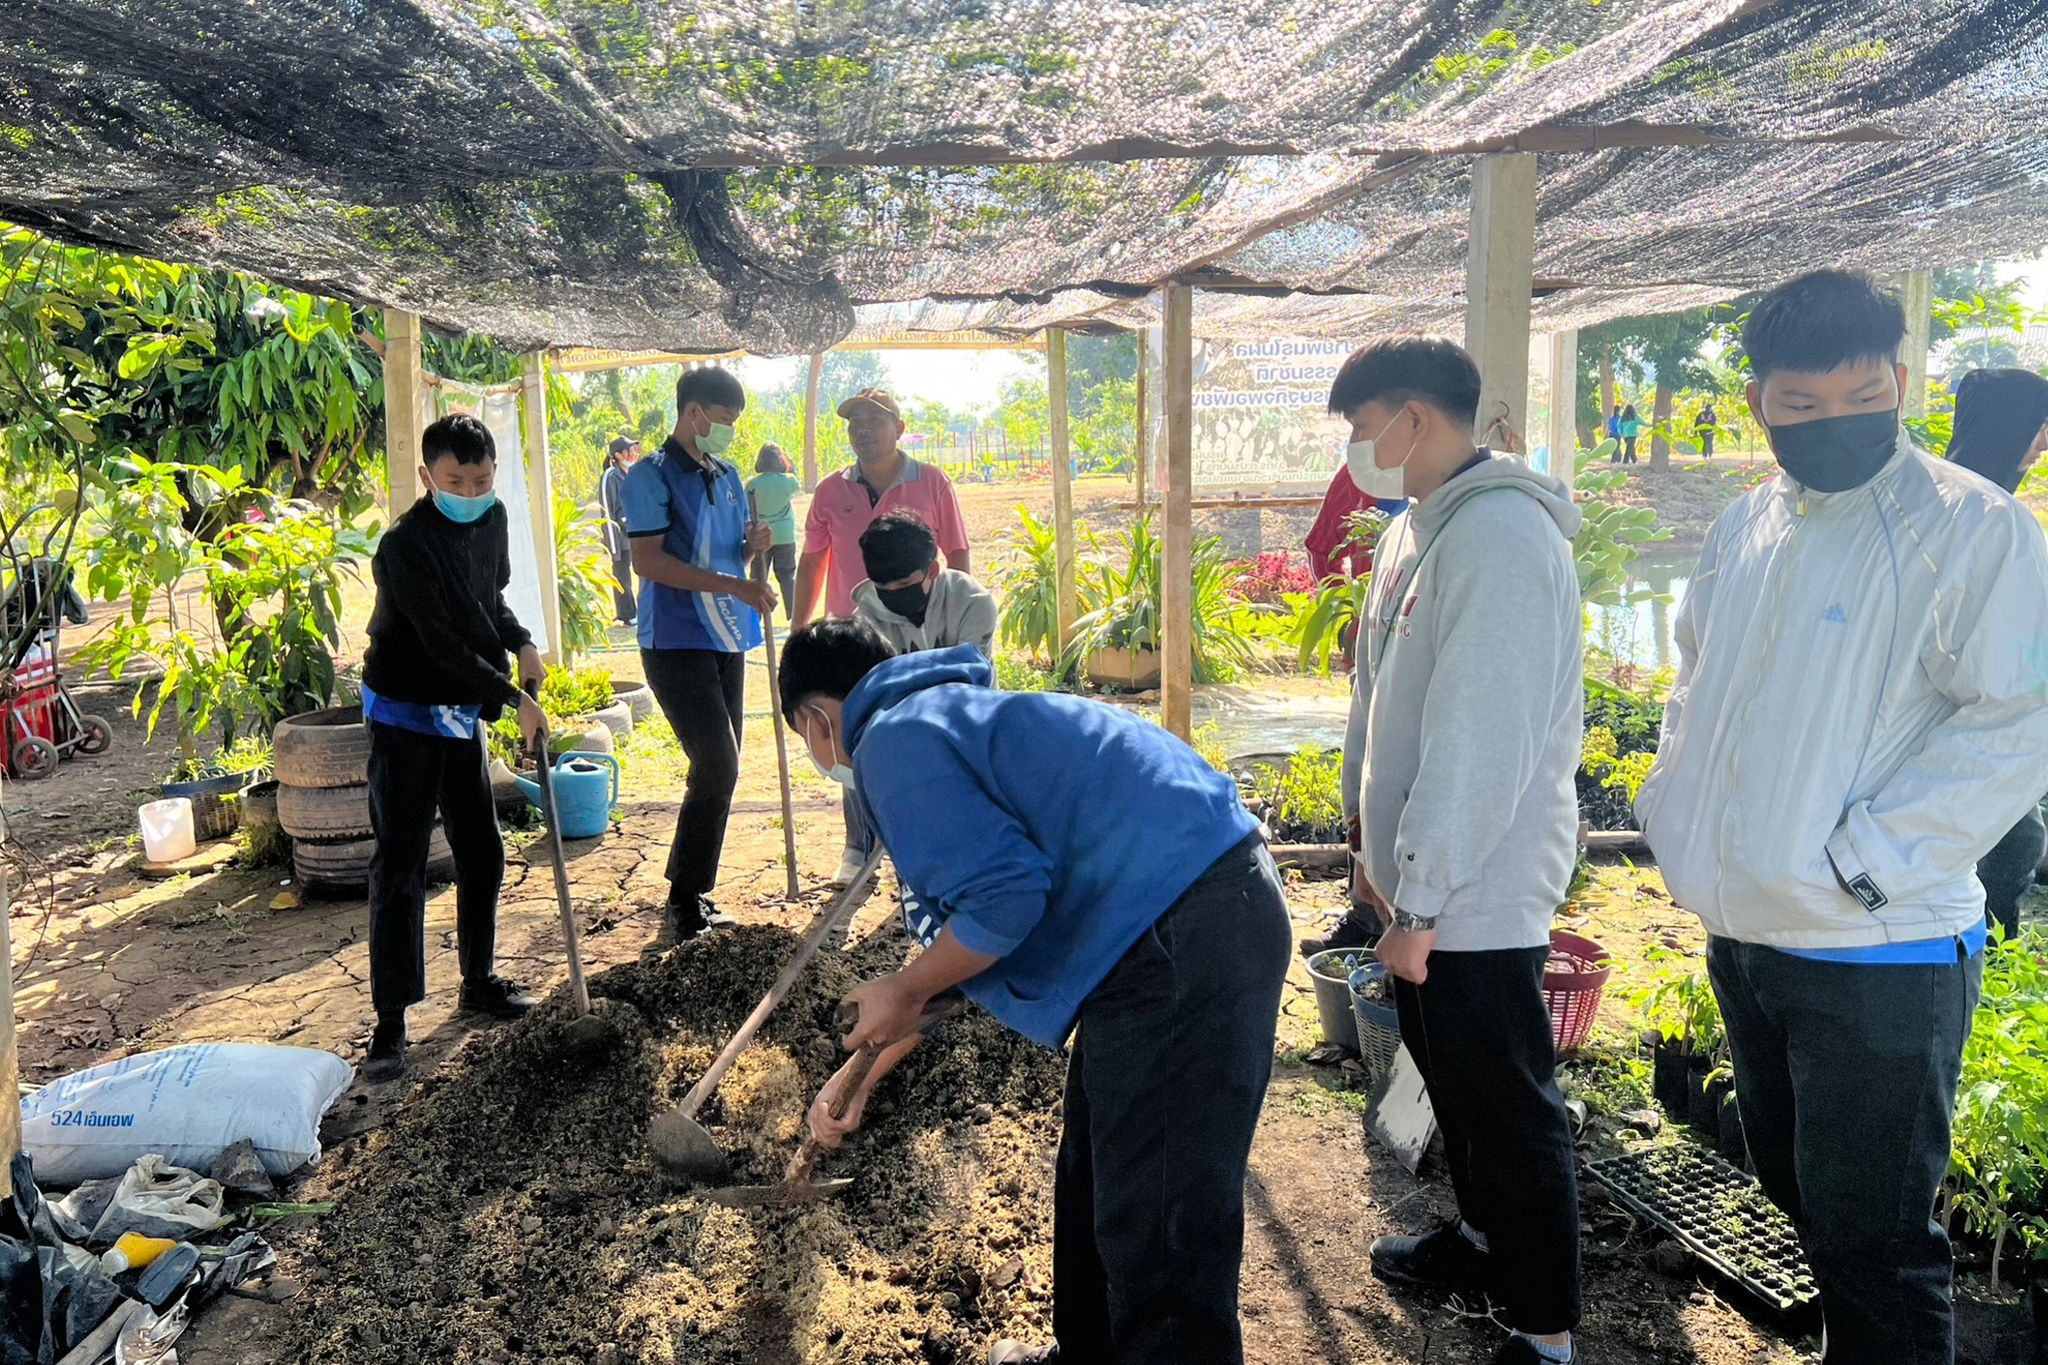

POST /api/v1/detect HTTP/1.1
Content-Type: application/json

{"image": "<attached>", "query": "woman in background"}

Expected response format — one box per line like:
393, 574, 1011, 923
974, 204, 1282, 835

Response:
746, 443, 802, 618
599, 435, 640, 626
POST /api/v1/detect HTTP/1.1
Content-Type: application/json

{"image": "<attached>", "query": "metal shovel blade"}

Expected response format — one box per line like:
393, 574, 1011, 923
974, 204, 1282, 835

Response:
649, 1109, 729, 1180
703, 1175, 855, 1209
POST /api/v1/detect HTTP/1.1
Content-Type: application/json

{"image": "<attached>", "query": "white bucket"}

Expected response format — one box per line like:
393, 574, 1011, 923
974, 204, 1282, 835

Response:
138, 798, 197, 863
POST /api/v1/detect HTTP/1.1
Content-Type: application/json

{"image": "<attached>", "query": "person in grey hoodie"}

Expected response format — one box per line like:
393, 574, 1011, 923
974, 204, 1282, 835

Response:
1637, 271, 2048, 1365
827, 508, 1001, 888
1333, 338, 1586, 1365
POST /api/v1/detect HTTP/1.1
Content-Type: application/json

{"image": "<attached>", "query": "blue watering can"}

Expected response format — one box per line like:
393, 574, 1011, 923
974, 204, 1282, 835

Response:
512, 751, 618, 839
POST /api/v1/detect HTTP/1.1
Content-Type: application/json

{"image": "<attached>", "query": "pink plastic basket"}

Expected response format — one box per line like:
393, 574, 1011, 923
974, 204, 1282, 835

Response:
1543, 930, 1612, 1055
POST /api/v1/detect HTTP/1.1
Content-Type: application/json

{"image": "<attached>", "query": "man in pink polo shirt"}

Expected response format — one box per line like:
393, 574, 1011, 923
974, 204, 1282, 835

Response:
793, 387, 970, 624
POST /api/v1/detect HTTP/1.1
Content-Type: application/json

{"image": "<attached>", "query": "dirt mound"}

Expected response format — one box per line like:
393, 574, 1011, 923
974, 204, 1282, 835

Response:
274, 925, 1067, 1365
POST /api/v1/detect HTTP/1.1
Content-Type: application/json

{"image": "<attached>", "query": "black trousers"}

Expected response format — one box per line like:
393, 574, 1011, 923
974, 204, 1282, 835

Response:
366, 722, 504, 1021
1053, 835, 1292, 1365
608, 528, 635, 624
641, 647, 744, 905
751, 543, 797, 621
1708, 936, 1980, 1365
1976, 803, 2043, 939
1392, 947, 1581, 1336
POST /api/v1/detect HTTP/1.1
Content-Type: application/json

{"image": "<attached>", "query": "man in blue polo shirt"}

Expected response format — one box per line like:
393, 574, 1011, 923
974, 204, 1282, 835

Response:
775, 619, 1292, 1365
623, 365, 774, 940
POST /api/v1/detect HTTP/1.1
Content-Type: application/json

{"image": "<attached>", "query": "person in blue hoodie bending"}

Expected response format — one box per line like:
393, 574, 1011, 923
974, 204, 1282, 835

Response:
775, 618, 1292, 1365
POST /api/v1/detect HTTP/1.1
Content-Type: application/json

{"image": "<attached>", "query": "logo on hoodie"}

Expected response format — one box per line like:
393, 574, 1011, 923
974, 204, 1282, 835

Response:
1822, 603, 1848, 625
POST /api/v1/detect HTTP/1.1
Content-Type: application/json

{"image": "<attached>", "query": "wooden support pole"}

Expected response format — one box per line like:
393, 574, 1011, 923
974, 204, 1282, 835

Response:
1134, 350, 1149, 505
1048, 330, 1079, 653
1161, 285, 1195, 739
0, 852, 18, 1199
1900, 268, 1933, 419
1464, 152, 1539, 449
1546, 330, 1579, 477
521, 351, 563, 662
383, 310, 425, 523
802, 353, 824, 490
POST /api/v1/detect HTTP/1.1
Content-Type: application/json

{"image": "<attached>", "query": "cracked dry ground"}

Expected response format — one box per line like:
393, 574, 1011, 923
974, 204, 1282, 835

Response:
6, 669, 1812, 1365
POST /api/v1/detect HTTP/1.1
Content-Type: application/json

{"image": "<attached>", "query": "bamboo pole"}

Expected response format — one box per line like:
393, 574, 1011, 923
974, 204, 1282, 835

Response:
1048, 330, 1078, 652
1134, 351, 1149, 506
383, 310, 425, 523
520, 351, 563, 662
1161, 284, 1195, 739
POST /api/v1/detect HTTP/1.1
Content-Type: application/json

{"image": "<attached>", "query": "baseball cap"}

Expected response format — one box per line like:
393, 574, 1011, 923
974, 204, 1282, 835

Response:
835, 388, 903, 423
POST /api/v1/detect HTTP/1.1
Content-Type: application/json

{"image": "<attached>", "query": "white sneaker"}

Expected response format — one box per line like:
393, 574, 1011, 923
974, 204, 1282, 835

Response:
829, 850, 869, 888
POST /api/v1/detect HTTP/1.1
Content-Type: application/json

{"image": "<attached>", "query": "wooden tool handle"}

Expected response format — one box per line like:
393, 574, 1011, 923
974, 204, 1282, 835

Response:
784, 992, 968, 1183
673, 848, 886, 1120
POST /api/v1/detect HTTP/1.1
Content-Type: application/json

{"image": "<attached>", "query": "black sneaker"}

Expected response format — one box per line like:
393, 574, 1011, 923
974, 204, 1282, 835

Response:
987, 1343, 1058, 1365
460, 974, 537, 1019
362, 1018, 408, 1082
1491, 1335, 1579, 1364
1301, 912, 1381, 957
665, 896, 737, 942
1370, 1221, 1492, 1297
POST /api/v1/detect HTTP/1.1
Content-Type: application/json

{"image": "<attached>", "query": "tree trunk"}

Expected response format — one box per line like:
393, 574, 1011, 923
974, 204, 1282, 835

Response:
1599, 347, 1616, 424
1650, 382, 1675, 471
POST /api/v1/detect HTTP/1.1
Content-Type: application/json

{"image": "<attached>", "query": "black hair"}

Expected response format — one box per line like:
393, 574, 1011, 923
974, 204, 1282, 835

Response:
1622, 403, 1638, 420
778, 617, 899, 728
675, 365, 746, 419
859, 509, 939, 584
755, 442, 789, 474
1327, 337, 1482, 427
422, 412, 495, 466
1743, 269, 1906, 382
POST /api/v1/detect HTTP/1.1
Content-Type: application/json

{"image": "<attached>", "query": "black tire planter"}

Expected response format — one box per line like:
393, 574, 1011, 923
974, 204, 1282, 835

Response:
273, 706, 370, 789
277, 781, 373, 840
294, 824, 451, 894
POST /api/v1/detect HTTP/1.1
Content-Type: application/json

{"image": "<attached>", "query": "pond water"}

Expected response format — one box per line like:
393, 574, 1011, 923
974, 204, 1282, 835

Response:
1588, 549, 1700, 672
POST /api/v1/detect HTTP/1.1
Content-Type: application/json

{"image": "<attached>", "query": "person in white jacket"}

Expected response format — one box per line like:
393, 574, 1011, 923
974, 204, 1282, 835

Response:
828, 508, 999, 887
1333, 339, 1587, 1365
1636, 269, 2048, 1365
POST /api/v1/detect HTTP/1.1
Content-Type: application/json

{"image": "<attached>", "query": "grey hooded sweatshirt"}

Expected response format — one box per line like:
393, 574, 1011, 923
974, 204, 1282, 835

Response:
1340, 455, 1585, 951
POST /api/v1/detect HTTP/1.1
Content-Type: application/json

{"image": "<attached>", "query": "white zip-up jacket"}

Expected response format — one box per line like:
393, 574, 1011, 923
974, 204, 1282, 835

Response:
1340, 456, 1585, 951
1636, 432, 2048, 948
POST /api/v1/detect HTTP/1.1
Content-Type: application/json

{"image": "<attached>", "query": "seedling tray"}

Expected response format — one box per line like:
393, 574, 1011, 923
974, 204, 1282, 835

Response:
1586, 1145, 1819, 1314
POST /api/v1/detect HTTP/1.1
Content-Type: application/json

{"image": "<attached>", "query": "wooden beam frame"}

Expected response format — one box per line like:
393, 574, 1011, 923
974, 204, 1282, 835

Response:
1465, 153, 1539, 449
1047, 329, 1079, 653
1900, 268, 1933, 420
1161, 284, 1195, 739
521, 350, 564, 661
802, 352, 824, 490
383, 309, 424, 522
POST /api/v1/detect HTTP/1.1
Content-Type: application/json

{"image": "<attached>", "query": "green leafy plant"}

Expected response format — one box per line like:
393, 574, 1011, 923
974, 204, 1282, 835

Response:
1292, 574, 1372, 676
995, 505, 1067, 663
1247, 746, 1344, 836
1947, 928, 2048, 1290
1581, 725, 1655, 804
1060, 512, 1251, 685
552, 488, 617, 666
1624, 944, 1724, 1056
1574, 449, 1673, 606
75, 459, 369, 765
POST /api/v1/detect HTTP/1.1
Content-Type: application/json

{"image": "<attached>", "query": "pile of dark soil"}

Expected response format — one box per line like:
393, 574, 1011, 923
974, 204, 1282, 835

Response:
273, 925, 1067, 1365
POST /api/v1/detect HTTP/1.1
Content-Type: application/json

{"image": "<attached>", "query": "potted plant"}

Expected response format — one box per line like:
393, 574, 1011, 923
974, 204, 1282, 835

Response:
1059, 514, 1252, 690
1625, 945, 1725, 1118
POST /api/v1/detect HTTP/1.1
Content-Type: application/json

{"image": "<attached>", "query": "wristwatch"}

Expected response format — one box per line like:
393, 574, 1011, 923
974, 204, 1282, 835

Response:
1390, 907, 1438, 933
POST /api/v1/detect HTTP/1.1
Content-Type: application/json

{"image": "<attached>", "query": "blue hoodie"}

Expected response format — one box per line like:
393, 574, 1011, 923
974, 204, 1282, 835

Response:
845, 646, 1259, 1047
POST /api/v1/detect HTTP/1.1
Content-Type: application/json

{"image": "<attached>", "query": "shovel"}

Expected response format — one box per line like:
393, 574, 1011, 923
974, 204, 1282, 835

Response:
749, 490, 800, 900
648, 845, 884, 1179
706, 992, 967, 1209
522, 682, 609, 1057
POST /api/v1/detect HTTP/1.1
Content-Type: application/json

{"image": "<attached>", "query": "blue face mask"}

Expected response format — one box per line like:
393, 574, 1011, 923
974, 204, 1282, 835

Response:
805, 707, 856, 790
429, 475, 497, 524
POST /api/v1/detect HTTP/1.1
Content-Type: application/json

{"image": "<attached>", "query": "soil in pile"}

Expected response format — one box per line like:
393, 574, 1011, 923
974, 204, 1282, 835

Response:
274, 925, 1068, 1365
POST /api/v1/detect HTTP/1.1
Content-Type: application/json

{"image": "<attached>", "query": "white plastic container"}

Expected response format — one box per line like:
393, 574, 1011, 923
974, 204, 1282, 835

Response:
138, 798, 196, 863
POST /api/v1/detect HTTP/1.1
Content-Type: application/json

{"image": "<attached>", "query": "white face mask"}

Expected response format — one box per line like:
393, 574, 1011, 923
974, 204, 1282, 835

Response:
804, 707, 856, 790
1346, 407, 1412, 500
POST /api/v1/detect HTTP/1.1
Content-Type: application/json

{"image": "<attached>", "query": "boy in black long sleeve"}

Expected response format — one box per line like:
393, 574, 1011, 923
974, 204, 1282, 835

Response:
359, 414, 549, 1081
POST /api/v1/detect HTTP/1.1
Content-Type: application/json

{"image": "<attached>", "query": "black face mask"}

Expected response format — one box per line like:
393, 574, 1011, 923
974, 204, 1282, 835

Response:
875, 581, 930, 626
1767, 409, 1899, 493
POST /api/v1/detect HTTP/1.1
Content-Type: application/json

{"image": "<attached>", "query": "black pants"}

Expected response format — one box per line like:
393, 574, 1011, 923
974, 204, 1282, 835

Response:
1707, 936, 1981, 1365
1054, 835, 1292, 1365
641, 647, 744, 905
1621, 436, 1638, 463
1977, 803, 2044, 939
1392, 947, 1581, 1336
608, 528, 635, 624
367, 722, 504, 1021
